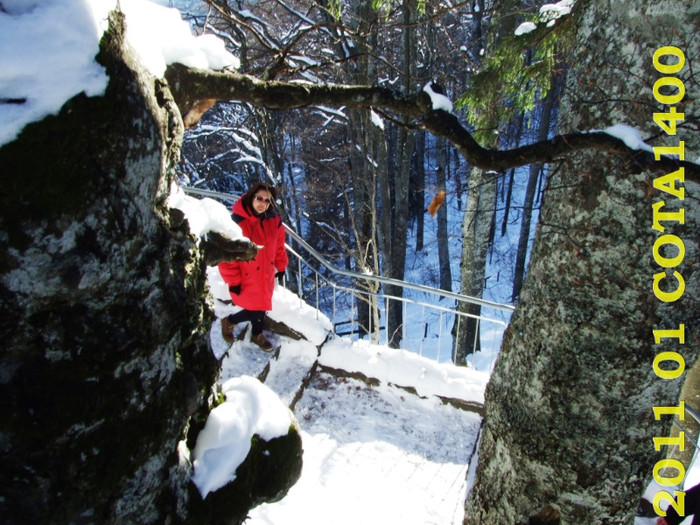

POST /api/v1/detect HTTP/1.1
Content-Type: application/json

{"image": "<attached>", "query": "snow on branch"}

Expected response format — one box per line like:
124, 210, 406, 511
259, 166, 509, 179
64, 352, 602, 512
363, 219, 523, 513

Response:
419, 111, 700, 182
164, 64, 700, 184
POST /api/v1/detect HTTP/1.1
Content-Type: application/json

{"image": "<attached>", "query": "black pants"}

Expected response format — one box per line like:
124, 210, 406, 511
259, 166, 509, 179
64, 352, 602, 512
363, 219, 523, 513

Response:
227, 310, 265, 336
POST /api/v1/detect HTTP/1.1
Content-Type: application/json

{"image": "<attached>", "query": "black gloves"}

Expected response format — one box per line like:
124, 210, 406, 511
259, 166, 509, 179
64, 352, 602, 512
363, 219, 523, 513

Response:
275, 271, 285, 284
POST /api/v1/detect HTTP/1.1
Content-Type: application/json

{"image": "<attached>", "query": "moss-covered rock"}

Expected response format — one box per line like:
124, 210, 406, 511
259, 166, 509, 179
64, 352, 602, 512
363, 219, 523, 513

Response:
0, 9, 300, 525
187, 423, 304, 525
464, 1, 699, 523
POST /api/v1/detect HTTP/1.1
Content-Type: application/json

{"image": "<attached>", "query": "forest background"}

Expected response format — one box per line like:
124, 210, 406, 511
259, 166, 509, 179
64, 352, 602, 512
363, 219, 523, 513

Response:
173, 0, 568, 364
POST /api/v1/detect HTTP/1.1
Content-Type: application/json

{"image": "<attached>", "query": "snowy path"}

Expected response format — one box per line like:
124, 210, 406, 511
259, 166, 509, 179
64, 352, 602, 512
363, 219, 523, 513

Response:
211, 323, 483, 525
253, 371, 481, 525
207, 285, 682, 524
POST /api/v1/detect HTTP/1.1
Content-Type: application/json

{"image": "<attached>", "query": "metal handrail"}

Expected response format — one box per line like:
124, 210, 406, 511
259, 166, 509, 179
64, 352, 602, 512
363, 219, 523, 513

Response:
182, 185, 514, 362
182, 185, 515, 314
282, 222, 515, 313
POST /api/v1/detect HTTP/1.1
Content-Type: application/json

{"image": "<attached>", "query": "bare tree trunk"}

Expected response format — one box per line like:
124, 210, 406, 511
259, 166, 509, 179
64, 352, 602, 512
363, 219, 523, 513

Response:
371, 116, 389, 344
413, 132, 426, 252
339, 0, 382, 338
453, 167, 498, 362
436, 138, 452, 291
384, 0, 416, 348
347, 110, 377, 337
465, 1, 699, 522
511, 76, 560, 302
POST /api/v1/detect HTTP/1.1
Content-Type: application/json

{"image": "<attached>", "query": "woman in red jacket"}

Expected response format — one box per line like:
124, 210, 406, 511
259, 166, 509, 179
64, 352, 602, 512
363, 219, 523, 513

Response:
218, 182, 288, 351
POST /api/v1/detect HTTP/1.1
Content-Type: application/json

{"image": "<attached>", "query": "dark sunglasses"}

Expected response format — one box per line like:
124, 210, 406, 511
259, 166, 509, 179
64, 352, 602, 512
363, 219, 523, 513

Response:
255, 195, 271, 204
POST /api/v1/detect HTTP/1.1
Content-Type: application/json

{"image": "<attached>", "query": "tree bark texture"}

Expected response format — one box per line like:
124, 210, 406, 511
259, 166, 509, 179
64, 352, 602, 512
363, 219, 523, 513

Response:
464, 1, 699, 523
454, 167, 497, 362
0, 11, 299, 525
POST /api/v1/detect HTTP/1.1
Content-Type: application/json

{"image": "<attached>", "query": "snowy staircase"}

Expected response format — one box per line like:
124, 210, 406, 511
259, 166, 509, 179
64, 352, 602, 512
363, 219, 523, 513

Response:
207, 274, 489, 525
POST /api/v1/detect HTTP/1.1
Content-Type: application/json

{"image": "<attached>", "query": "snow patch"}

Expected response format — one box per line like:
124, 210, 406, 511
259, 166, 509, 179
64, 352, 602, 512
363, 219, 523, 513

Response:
117, 0, 239, 77
512, 0, 575, 37
319, 336, 489, 404
0, 0, 108, 145
370, 109, 385, 130
423, 82, 454, 113
539, 0, 575, 23
600, 124, 653, 152
515, 21, 537, 36
0, 0, 238, 146
192, 376, 295, 497
167, 183, 244, 240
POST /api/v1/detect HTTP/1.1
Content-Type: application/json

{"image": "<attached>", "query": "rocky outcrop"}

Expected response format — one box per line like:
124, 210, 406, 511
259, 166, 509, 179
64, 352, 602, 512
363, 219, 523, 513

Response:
186, 422, 303, 525
0, 10, 300, 525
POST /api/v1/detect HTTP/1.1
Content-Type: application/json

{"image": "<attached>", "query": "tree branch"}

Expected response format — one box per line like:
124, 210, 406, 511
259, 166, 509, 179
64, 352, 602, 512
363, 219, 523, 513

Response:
200, 231, 259, 267
419, 111, 700, 182
164, 63, 700, 183
165, 63, 429, 116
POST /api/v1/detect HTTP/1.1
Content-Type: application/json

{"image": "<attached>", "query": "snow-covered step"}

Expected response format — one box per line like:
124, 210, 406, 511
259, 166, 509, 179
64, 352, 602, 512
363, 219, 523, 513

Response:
246, 371, 482, 525
317, 334, 489, 411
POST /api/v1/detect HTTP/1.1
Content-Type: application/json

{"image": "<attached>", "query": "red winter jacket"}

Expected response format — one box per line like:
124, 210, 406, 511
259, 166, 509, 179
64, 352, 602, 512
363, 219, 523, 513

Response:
217, 194, 288, 311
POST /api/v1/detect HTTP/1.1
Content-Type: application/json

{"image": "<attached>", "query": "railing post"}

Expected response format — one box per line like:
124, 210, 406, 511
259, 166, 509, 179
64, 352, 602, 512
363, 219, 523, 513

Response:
402, 301, 406, 345
351, 293, 356, 339
368, 293, 372, 342
472, 318, 480, 357
384, 297, 389, 346
315, 271, 320, 320
297, 256, 303, 309
419, 306, 425, 356
332, 285, 337, 332
437, 311, 443, 362
455, 314, 461, 365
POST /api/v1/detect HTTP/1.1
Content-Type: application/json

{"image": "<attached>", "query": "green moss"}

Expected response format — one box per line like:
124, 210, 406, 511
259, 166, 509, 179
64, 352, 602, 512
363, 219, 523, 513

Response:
215, 391, 226, 406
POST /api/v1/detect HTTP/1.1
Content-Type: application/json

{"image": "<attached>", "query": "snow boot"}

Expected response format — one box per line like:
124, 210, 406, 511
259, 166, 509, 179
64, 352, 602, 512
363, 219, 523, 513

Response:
221, 316, 235, 344
252, 332, 273, 352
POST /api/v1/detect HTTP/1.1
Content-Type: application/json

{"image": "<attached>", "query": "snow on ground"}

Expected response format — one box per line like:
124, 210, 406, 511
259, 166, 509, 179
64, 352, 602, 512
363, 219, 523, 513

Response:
206, 266, 700, 525
251, 372, 480, 525
319, 336, 489, 404
206, 269, 484, 525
